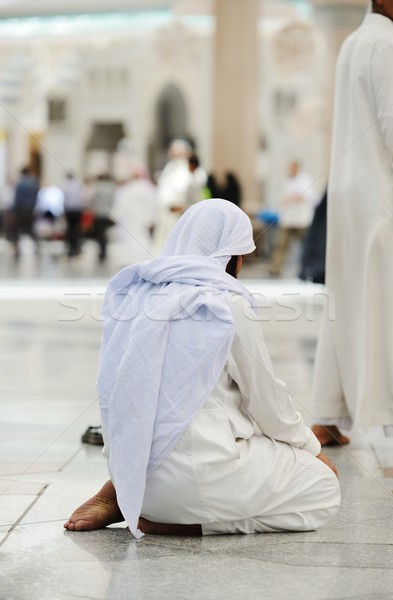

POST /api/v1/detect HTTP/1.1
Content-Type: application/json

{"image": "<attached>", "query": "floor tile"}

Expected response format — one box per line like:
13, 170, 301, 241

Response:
0, 462, 64, 476
0, 480, 46, 495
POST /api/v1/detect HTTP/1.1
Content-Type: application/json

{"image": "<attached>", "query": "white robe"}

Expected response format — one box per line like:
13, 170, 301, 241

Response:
141, 296, 340, 534
111, 179, 157, 265
153, 158, 192, 252
279, 172, 317, 229
312, 14, 393, 429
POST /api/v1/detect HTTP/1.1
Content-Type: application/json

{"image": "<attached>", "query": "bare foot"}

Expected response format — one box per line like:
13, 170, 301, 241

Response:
138, 517, 202, 536
64, 480, 124, 531
312, 424, 350, 447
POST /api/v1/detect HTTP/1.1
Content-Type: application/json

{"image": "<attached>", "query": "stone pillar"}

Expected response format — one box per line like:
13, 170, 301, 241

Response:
0, 130, 7, 190
311, 0, 369, 160
212, 0, 259, 211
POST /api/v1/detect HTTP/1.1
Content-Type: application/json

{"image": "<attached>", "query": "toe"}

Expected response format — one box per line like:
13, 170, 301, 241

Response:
339, 435, 350, 445
74, 519, 94, 531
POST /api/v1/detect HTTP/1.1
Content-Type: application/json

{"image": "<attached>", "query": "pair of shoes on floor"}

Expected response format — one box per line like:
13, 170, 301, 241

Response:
81, 426, 104, 446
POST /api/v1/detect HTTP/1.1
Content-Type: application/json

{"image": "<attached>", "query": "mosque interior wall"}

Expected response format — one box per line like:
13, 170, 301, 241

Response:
0, 1, 368, 209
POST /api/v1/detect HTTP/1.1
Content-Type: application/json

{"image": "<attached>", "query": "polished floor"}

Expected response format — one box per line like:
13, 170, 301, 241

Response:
1, 241, 393, 600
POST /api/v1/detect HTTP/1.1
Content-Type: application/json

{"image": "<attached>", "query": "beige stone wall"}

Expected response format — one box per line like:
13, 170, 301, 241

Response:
0, 2, 371, 208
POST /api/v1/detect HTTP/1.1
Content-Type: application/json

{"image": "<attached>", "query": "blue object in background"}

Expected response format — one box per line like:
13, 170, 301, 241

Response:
256, 209, 280, 226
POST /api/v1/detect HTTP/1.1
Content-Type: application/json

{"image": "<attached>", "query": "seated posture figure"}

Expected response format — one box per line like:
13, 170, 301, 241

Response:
65, 199, 340, 537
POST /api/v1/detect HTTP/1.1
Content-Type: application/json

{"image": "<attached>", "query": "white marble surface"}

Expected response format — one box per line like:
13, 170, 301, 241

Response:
0, 256, 392, 599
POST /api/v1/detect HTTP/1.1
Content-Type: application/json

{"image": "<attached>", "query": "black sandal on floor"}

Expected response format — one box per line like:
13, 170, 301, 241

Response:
81, 426, 104, 446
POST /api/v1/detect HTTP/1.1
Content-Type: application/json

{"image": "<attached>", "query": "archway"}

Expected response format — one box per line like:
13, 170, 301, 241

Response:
149, 83, 193, 176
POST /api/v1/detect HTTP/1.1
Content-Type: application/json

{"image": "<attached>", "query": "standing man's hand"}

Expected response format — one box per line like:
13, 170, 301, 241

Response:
317, 453, 338, 478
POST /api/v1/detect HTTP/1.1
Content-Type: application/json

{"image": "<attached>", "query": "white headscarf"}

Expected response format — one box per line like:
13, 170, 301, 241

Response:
97, 199, 256, 538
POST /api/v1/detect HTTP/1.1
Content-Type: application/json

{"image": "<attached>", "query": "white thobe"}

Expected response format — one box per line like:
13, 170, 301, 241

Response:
185, 167, 208, 206
62, 178, 86, 212
153, 159, 192, 252
312, 14, 393, 429
279, 172, 317, 229
141, 296, 340, 534
111, 179, 158, 265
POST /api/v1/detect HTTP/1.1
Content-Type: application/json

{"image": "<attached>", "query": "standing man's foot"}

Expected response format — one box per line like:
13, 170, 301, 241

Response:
312, 424, 350, 446
64, 480, 124, 531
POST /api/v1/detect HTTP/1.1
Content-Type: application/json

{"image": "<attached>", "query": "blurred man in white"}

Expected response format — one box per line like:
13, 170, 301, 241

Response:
270, 161, 317, 276
33, 183, 64, 240
153, 139, 192, 252
112, 164, 158, 267
312, 0, 393, 446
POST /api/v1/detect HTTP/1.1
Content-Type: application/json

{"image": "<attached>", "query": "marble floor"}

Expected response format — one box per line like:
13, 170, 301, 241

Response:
1, 243, 393, 600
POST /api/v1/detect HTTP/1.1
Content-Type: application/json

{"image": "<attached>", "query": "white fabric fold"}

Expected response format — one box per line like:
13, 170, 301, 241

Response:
97, 199, 256, 538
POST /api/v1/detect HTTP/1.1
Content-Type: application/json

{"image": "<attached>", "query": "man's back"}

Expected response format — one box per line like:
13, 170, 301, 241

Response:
63, 177, 85, 212
91, 178, 115, 218
14, 175, 38, 211
330, 14, 393, 204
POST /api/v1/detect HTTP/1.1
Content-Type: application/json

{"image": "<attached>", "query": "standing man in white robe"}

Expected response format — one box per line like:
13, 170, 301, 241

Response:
153, 139, 192, 253
270, 161, 317, 276
312, 0, 393, 446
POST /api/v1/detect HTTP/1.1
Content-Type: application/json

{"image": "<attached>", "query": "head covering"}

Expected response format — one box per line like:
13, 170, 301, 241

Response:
97, 199, 256, 538
160, 197, 255, 260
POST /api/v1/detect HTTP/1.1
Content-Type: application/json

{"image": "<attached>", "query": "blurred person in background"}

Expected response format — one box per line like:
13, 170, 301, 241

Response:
269, 161, 317, 277
90, 173, 116, 263
0, 179, 14, 242
112, 164, 158, 266
153, 138, 192, 252
62, 173, 86, 258
185, 154, 208, 206
206, 171, 241, 207
9, 166, 39, 259
298, 188, 327, 284
33, 183, 64, 242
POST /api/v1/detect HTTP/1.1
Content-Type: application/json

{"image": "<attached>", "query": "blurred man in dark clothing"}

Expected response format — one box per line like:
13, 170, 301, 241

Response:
207, 172, 241, 207
298, 189, 327, 284
10, 167, 39, 258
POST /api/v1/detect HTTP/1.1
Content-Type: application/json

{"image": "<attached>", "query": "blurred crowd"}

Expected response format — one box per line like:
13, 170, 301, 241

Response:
0, 139, 214, 266
0, 138, 324, 280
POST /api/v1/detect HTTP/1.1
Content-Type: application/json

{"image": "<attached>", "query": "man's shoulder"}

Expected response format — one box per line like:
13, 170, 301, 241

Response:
353, 14, 393, 47
338, 16, 393, 72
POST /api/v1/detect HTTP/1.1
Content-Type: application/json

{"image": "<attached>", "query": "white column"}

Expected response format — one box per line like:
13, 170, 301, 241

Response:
0, 130, 7, 190
212, 0, 259, 211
